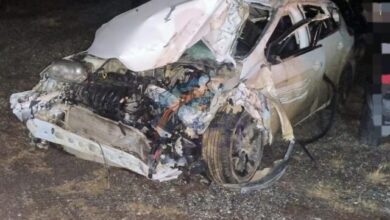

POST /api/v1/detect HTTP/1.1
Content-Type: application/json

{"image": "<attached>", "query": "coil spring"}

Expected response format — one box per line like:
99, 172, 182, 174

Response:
71, 84, 127, 118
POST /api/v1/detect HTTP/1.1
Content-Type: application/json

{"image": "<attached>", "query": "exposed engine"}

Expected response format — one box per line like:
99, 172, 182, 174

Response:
10, 51, 239, 180
56, 56, 219, 173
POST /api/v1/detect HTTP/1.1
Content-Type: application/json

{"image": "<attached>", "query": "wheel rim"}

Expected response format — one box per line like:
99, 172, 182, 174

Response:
230, 115, 262, 182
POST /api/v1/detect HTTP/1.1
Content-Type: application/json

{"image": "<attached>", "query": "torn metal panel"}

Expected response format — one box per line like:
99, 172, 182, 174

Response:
203, 1, 249, 64
88, 0, 228, 72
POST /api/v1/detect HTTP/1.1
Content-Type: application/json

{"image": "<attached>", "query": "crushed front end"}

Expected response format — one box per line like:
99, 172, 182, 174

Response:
10, 44, 272, 182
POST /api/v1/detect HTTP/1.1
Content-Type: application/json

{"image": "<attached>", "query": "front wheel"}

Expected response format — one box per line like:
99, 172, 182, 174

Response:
202, 107, 264, 184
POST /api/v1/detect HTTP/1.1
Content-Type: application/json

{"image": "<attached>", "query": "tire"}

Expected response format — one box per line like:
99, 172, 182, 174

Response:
202, 107, 264, 184
359, 100, 381, 146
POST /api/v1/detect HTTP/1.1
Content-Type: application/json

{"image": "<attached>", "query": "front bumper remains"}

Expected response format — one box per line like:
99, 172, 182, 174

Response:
10, 91, 182, 182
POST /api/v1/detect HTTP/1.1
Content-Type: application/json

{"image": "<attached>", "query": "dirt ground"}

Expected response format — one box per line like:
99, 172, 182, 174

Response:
0, 1, 389, 219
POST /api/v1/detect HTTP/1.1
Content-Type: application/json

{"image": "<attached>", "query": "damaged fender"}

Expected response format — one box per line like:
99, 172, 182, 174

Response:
245, 65, 295, 142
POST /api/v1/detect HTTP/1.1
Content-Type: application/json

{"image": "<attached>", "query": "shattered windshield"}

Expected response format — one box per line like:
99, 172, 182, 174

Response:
234, 4, 270, 58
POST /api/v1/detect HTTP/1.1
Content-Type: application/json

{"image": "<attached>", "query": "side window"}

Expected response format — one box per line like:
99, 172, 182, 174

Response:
234, 5, 270, 58
266, 15, 300, 60
302, 5, 339, 40
302, 5, 325, 40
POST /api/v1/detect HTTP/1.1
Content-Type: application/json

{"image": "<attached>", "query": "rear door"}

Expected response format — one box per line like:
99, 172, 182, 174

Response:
265, 6, 327, 123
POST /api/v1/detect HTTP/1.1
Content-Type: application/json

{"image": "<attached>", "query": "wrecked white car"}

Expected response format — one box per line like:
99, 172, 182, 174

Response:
10, 0, 354, 191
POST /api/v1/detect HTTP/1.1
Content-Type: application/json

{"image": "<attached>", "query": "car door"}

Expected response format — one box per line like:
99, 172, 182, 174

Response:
265, 9, 327, 124
301, 4, 344, 88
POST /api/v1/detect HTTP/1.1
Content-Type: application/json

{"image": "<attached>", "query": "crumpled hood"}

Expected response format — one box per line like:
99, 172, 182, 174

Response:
88, 0, 230, 72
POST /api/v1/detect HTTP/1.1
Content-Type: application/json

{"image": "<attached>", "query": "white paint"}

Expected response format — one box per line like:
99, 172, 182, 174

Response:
382, 43, 390, 54
88, 0, 226, 71
27, 118, 182, 182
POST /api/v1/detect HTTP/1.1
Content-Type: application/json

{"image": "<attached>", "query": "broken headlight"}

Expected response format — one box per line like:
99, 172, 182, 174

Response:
42, 60, 88, 83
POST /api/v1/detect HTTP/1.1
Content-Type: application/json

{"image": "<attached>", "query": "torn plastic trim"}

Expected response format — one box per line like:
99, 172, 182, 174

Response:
26, 118, 182, 182
10, 90, 38, 121
144, 81, 272, 140
10, 75, 71, 122
10, 90, 60, 122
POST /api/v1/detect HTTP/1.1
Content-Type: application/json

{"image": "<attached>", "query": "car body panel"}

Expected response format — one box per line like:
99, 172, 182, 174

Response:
88, 0, 248, 72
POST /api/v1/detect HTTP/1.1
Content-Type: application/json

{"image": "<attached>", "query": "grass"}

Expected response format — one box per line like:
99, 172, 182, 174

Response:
366, 164, 390, 186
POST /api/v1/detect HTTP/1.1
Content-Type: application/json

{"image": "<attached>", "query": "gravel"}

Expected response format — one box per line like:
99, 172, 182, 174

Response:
0, 1, 389, 219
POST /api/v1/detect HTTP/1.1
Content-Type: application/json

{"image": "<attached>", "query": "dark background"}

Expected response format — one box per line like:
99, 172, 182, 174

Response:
0, 0, 146, 16
0, 0, 389, 219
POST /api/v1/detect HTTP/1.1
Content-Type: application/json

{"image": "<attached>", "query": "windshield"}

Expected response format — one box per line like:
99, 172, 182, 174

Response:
234, 5, 270, 58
